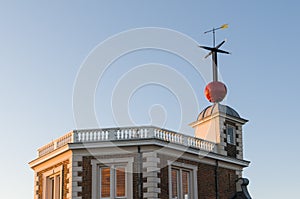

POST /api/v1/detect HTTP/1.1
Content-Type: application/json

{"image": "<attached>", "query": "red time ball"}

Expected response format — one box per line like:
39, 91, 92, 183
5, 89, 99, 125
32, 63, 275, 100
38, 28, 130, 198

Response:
204, 81, 227, 103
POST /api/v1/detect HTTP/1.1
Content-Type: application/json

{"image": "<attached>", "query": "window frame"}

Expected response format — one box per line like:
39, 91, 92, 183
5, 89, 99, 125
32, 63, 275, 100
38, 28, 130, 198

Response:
226, 124, 236, 145
42, 165, 63, 199
92, 157, 133, 199
168, 161, 198, 199
99, 165, 127, 199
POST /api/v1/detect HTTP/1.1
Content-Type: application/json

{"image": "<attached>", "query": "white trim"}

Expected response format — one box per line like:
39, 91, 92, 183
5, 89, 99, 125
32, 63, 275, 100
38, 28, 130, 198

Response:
69, 141, 249, 167
29, 145, 70, 169
167, 161, 198, 199
158, 147, 249, 168
91, 157, 134, 199
190, 112, 248, 127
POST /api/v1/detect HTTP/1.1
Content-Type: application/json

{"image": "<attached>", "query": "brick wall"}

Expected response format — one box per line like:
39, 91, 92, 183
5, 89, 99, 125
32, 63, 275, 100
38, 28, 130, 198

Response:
133, 156, 141, 199
158, 165, 169, 199
218, 167, 237, 199
78, 152, 238, 199
159, 154, 238, 199
198, 163, 216, 199
81, 156, 92, 199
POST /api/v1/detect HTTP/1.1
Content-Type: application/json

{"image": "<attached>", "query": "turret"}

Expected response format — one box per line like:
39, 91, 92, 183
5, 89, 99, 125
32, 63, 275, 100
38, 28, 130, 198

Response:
190, 103, 248, 158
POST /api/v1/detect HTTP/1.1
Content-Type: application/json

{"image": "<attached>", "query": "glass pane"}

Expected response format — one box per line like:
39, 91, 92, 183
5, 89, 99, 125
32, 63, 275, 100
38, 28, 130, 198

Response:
116, 167, 126, 197
55, 175, 60, 199
182, 171, 190, 199
171, 169, 179, 199
50, 177, 54, 199
101, 167, 110, 198
227, 126, 234, 144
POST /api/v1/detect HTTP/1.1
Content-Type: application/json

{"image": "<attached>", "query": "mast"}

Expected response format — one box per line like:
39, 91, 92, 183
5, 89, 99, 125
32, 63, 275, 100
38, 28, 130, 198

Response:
200, 24, 230, 82
200, 24, 230, 103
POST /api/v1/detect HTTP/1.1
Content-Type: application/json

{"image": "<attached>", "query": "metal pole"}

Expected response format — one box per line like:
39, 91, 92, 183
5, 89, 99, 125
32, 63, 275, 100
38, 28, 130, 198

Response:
213, 28, 216, 47
212, 51, 218, 81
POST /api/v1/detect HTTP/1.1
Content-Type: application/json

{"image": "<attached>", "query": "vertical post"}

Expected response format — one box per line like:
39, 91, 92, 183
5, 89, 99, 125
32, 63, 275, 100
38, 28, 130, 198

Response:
213, 28, 216, 47
212, 51, 218, 81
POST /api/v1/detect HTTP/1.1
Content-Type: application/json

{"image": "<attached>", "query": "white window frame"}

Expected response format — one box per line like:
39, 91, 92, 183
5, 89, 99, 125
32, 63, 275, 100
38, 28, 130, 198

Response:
42, 165, 63, 199
92, 157, 133, 199
99, 165, 127, 199
168, 161, 198, 199
226, 124, 236, 145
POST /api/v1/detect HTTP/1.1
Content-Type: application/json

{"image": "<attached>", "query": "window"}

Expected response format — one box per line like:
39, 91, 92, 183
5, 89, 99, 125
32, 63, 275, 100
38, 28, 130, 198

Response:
226, 125, 236, 145
99, 166, 126, 198
42, 166, 63, 199
168, 161, 198, 199
115, 167, 126, 197
101, 167, 111, 198
46, 173, 61, 199
171, 168, 191, 199
171, 169, 179, 198
92, 158, 133, 199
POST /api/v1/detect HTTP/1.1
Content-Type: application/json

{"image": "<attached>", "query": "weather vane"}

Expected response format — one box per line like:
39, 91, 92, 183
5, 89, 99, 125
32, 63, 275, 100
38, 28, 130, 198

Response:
199, 24, 230, 103
204, 24, 228, 47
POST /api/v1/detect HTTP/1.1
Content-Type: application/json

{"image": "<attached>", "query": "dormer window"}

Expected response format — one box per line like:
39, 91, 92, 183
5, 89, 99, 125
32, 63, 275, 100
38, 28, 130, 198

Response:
226, 125, 236, 145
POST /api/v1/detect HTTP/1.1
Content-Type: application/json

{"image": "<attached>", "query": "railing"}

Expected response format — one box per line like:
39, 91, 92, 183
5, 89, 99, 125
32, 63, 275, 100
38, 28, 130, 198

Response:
38, 131, 73, 157
37, 127, 216, 157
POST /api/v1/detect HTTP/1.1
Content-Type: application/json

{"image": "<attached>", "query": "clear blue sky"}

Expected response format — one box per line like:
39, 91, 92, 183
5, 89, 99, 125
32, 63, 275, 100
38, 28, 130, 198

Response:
0, 1, 299, 198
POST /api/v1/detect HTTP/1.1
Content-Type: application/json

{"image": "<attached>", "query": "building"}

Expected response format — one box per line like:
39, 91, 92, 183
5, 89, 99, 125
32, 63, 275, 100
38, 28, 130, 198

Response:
29, 102, 252, 199
29, 31, 252, 199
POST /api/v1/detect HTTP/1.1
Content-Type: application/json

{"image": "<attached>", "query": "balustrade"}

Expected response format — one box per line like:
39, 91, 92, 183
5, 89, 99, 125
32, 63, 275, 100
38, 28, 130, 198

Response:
37, 126, 215, 157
